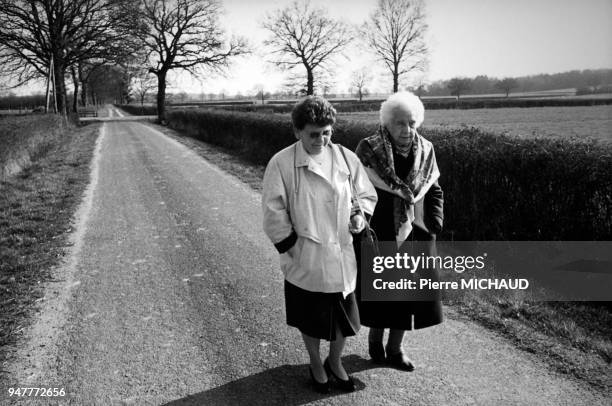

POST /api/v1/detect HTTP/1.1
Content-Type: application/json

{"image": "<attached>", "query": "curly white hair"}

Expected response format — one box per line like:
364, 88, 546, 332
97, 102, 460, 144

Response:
379, 91, 425, 129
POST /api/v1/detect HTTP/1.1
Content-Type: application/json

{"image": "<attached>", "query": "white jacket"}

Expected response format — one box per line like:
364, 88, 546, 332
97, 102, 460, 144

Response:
262, 141, 377, 296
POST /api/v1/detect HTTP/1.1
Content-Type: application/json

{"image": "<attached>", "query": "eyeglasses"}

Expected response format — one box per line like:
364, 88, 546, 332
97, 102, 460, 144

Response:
308, 129, 333, 139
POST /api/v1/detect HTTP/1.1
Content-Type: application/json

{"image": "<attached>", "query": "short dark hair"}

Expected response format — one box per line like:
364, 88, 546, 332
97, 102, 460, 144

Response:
291, 96, 336, 130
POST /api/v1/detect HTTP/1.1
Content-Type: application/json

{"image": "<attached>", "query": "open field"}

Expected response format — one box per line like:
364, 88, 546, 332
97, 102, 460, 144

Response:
163, 91, 612, 106
340, 105, 612, 143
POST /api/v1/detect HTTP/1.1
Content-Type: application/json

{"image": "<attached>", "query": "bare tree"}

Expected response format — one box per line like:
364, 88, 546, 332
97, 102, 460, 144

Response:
132, 71, 157, 107
495, 77, 519, 97
0, 0, 140, 115
351, 68, 371, 101
282, 72, 308, 97
253, 83, 267, 104
414, 83, 426, 98
262, 0, 353, 95
134, 0, 248, 121
447, 77, 472, 100
362, 0, 428, 93
315, 70, 336, 97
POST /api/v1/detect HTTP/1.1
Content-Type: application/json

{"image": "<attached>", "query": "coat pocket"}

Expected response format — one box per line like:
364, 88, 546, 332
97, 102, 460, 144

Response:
296, 237, 322, 273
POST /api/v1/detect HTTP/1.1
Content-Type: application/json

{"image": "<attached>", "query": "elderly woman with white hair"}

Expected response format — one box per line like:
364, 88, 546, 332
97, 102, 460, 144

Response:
354, 91, 444, 371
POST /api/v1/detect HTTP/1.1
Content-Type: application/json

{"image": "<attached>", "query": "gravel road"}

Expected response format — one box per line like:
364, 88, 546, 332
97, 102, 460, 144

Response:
4, 119, 609, 405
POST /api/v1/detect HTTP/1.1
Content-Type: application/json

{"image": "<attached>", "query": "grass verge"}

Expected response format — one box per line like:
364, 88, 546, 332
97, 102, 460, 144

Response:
0, 114, 69, 179
0, 120, 100, 367
152, 122, 611, 393
447, 296, 611, 391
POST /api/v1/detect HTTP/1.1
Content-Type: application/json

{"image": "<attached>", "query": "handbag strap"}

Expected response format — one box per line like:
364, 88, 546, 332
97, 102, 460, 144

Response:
338, 145, 378, 246
338, 145, 364, 217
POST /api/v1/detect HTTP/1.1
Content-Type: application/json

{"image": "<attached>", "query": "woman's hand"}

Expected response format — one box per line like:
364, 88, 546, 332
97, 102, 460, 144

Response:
349, 214, 365, 234
286, 243, 298, 259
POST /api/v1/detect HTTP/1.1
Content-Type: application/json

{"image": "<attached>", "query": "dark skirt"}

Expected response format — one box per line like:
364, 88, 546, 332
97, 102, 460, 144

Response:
358, 296, 443, 330
284, 280, 360, 341
355, 215, 443, 330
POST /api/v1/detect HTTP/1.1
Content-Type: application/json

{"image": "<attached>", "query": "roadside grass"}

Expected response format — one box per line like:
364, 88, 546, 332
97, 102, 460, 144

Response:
153, 122, 612, 392
0, 115, 70, 179
446, 293, 611, 390
0, 119, 99, 366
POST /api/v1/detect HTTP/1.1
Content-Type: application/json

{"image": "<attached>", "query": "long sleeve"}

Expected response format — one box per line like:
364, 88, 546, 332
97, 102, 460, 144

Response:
424, 180, 444, 234
262, 157, 297, 253
352, 157, 378, 216
343, 147, 377, 216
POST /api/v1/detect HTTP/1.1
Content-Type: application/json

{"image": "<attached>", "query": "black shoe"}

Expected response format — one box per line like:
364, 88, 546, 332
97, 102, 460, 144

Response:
309, 367, 330, 394
386, 351, 415, 372
368, 341, 386, 364
324, 358, 356, 392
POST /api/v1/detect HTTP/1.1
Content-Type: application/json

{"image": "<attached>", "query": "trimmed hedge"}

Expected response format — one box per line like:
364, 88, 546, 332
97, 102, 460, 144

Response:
176, 97, 612, 114
170, 101, 254, 107
116, 104, 157, 115
166, 109, 612, 241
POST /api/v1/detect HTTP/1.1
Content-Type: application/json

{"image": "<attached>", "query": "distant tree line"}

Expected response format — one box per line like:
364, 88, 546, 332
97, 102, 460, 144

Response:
0, 94, 46, 110
424, 69, 612, 97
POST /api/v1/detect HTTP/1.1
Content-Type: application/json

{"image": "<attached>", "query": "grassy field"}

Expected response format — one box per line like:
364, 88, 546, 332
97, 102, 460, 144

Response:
340, 105, 612, 143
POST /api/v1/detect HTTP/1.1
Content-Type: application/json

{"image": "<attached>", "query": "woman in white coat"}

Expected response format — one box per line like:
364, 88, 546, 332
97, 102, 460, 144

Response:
262, 96, 377, 393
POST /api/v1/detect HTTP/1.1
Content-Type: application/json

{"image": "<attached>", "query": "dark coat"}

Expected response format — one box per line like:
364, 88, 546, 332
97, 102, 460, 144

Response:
356, 150, 444, 330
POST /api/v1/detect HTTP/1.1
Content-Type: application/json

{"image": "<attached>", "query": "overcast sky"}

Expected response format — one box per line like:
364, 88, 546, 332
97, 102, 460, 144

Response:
174, 0, 612, 95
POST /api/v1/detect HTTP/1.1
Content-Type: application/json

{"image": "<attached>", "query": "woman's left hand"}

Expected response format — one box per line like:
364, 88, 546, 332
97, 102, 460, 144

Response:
349, 214, 365, 234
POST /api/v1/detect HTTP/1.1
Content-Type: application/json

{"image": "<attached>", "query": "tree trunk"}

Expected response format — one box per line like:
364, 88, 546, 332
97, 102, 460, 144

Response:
156, 71, 167, 122
53, 57, 68, 116
71, 66, 79, 113
306, 68, 314, 96
393, 71, 399, 93
79, 65, 88, 106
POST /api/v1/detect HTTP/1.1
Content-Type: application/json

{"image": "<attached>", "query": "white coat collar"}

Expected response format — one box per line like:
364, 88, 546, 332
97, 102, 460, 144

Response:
294, 141, 350, 176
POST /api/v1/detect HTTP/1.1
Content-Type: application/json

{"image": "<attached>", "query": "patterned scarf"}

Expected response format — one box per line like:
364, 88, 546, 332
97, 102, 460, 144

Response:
355, 126, 440, 240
